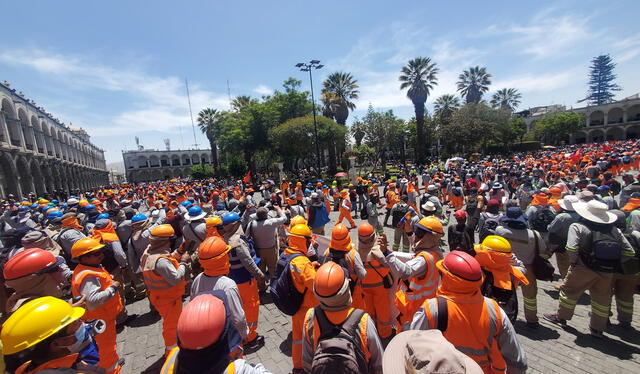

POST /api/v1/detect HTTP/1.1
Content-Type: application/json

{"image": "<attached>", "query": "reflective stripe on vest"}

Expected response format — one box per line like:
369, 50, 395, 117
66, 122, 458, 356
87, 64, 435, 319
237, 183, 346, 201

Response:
142, 255, 186, 297
71, 264, 122, 320
406, 251, 440, 301
362, 260, 390, 288
228, 245, 257, 284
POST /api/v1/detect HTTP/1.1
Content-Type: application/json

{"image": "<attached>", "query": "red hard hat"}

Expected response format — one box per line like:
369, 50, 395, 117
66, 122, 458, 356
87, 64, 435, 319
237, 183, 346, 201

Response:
453, 210, 468, 221
212, 191, 220, 197
440, 250, 482, 281
177, 294, 226, 350
3, 248, 59, 280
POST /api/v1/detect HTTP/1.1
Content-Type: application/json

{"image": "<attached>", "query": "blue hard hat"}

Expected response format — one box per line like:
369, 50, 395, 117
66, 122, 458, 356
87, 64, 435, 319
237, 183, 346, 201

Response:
85, 204, 96, 211
216, 203, 226, 211
97, 213, 110, 220
132, 213, 148, 223
222, 212, 241, 225
30, 203, 38, 209
41, 205, 52, 212
317, 179, 324, 183
51, 199, 59, 204
180, 200, 193, 208
187, 205, 205, 220
47, 210, 63, 219
322, 185, 328, 189
597, 185, 610, 191
18, 206, 29, 212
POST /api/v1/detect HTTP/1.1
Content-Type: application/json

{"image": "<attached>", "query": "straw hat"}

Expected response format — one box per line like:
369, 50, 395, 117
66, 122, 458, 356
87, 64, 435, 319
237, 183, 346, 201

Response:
573, 200, 617, 224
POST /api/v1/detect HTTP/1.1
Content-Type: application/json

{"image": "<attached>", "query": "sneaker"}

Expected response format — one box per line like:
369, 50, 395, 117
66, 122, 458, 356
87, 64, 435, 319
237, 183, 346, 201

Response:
543, 313, 567, 327
244, 335, 265, 348
589, 328, 604, 339
618, 321, 632, 328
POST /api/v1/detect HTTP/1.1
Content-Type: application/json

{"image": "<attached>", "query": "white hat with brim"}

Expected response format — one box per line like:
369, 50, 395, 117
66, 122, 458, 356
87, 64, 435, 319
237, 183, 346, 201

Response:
421, 201, 436, 212
573, 200, 617, 224
184, 211, 207, 221
383, 330, 483, 374
558, 195, 579, 212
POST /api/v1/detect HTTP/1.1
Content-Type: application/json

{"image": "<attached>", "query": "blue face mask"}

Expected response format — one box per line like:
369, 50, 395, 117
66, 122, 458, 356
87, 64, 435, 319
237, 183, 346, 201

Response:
66, 323, 88, 353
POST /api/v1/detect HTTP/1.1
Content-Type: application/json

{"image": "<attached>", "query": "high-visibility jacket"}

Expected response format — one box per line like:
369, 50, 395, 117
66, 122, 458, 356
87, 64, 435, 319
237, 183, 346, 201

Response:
395, 251, 441, 326
413, 296, 527, 373
385, 190, 397, 209
161, 347, 236, 374
142, 255, 186, 300
15, 353, 97, 374
71, 264, 123, 321
362, 258, 390, 289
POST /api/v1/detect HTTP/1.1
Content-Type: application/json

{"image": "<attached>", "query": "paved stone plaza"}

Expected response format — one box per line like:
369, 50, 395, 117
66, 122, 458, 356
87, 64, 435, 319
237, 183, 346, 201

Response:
116, 209, 640, 374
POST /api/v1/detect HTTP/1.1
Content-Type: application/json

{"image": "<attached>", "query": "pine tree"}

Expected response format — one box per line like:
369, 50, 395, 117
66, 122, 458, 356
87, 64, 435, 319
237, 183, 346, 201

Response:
582, 54, 621, 105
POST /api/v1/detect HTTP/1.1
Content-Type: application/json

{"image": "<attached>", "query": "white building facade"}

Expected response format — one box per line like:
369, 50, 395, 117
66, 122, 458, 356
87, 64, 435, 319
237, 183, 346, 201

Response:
0, 82, 108, 198
123, 149, 211, 183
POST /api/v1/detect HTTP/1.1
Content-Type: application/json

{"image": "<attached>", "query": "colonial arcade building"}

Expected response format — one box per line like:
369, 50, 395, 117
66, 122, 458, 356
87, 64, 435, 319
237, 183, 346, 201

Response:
123, 149, 212, 183
0, 82, 108, 198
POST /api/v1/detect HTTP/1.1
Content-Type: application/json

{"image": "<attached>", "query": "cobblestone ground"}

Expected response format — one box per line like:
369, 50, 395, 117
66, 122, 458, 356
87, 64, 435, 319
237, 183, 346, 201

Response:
117, 208, 640, 374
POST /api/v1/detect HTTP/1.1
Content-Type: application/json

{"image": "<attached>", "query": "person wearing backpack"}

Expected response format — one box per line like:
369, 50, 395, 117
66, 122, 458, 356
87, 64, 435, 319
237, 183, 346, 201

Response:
420, 185, 443, 218
495, 207, 547, 327
544, 200, 635, 338
410, 251, 528, 374
609, 209, 639, 328
474, 236, 529, 323
447, 210, 474, 255
322, 223, 367, 310
190, 236, 250, 343
477, 199, 502, 243
221, 212, 265, 346
302, 262, 383, 374
547, 195, 581, 281
525, 192, 556, 244
390, 195, 416, 252
272, 223, 318, 373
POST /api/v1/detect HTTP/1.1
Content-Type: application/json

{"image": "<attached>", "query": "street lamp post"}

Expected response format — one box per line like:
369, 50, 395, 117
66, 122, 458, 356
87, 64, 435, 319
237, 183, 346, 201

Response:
296, 60, 323, 175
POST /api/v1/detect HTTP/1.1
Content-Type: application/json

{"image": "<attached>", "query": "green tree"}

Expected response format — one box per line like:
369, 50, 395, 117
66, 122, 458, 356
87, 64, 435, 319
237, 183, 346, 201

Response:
360, 105, 407, 166
321, 72, 359, 125
269, 115, 346, 172
351, 144, 376, 165
263, 78, 313, 123
350, 118, 366, 147
190, 164, 214, 179
231, 95, 256, 111
197, 108, 223, 171
490, 88, 522, 111
457, 66, 492, 104
530, 112, 585, 145
434, 94, 461, 121
399, 57, 439, 163
581, 54, 622, 105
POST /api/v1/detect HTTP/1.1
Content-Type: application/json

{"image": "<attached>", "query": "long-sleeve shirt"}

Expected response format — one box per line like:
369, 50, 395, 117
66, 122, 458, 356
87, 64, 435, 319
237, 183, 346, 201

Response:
182, 221, 207, 251
57, 228, 87, 258
495, 226, 546, 265
80, 276, 117, 311
547, 212, 580, 248
155, 258, 186, 286
108, 241, 128, 268
385, 252, 427, 280
228, 232, 264, 278
230, 359, 273, 374
565, 222, 635, 262
190, 274, 249, 340
248, 211, 288, 249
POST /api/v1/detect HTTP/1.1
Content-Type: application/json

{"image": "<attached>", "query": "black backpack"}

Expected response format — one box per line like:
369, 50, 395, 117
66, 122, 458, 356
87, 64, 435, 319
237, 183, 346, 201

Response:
448, 224, 473, 255
310, 307, 367, 374
391, 204, 409, 227
530, 207, 555, 233
481, 271, 518, 322
466, 195, 478, 215
581, 225, 623, 273
479, 213, 500, 241
360, 203, 369, 220
270, 253, 306, 315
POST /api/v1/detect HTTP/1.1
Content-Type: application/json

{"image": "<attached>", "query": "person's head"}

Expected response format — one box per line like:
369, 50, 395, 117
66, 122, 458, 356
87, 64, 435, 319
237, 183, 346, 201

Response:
421, 201, 436, 217
3, 247, 62, 286
622, 173, 634, 184
220, 212, 241, 235
198, 236, 231, 277
486, 199, 500, 214
500, 207, 527, 230
436, 251, 483, 295
205, 216, 223, 237
610, 209, 627, 231
413, 217, 444, 250
597, 185, 610, 197
288, 224, 312, 253
400, 195, 409, 203
256, 207, 269, 221
313, 262, 351, 311
330, 223, 352, 251
357, 222, 376, 250
71, 238, 105, 265
2, 297, 86, 366
453, 210, 467, 225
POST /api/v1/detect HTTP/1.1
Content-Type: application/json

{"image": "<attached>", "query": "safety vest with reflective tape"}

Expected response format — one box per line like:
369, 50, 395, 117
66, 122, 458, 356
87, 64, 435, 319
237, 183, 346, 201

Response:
396, 251, 441, 324
160, 347, 235, 374
362, 259, 390, 289
229, 239, 260, 284
142, 255, 186, 300
422, 296, 508, 373
15, 353, 96, 374
71, 264, 123, 321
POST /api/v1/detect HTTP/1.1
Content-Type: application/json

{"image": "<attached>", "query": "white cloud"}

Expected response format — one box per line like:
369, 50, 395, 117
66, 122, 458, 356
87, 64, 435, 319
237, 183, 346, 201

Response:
491, 68, 582, 94
252, 84, 273, 96
0, 49, 230, 134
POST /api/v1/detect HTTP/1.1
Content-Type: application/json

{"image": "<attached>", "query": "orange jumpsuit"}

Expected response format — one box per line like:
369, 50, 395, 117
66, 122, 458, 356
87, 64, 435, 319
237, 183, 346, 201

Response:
287, 248, 318, 370
142, 255, 186, 353
338, 198, 356, 228
362, 257, 394, 338
72, 264, 123, 374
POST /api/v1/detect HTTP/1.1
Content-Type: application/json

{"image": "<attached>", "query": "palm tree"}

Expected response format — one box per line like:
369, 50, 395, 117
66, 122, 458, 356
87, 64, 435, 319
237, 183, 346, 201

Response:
434, 94, 461, 120
321, 72, 359, 125
399, 57, 439, 162
350, 119, 366, 147
197, 108, 222, 170
231, 95, 253, 111
320, 91, 337, 120
457, 66, 492, 104
490, 88, 522, 111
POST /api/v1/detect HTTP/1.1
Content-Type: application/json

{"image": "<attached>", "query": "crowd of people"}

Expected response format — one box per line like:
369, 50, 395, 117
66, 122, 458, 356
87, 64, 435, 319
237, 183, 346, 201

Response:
0, 139, 638, 373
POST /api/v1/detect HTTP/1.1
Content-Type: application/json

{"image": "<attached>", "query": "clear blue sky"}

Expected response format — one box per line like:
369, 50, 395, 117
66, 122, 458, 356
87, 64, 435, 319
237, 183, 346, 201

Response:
1, 0, 639, 164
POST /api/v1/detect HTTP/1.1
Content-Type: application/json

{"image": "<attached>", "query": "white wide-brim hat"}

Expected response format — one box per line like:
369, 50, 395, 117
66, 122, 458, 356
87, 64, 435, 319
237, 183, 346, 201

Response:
573, 200, 617, 224
558, 195, 579, 212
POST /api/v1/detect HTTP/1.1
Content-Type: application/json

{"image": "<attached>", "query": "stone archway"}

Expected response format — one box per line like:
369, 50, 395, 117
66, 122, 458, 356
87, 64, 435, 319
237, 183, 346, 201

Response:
589, 129, 605, 143
589, 111, 604, 126
627, 124, 640, 139
16, 156, 33, 198
0, 152, 19, 197
606, 127, 625, 141
573, 131, 587, 144
629, 104, 640, 122
29, 159, 46, 196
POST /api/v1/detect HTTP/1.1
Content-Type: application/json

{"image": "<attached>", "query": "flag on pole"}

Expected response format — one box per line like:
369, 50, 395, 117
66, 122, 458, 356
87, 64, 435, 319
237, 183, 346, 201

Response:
570, 148, 582, 164
243, 170, 251, 183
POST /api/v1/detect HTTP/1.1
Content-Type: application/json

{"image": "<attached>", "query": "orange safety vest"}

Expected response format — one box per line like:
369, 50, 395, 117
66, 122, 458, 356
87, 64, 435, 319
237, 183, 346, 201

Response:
395, 251, 441, 326
71, 264, 123, 321
385, 190, 397, 209
362, 258, 390, 289
423, 297, 507, 373
15, 354, 81, 374
161, 347, 236, 374
142, 255, 186, 300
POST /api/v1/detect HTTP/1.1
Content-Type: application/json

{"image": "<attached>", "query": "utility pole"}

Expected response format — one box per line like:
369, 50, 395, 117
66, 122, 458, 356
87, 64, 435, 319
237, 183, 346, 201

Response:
185, 78, 199, 149
295, 60, 323, 175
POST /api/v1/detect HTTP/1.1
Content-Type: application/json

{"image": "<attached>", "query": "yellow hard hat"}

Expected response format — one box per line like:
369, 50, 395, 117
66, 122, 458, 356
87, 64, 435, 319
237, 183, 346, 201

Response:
289, 224, 312, 239
71, 238, 104, 259
416, 216, 444, 235
150, 224, 175, 238
206, 216, 223, 229
1, 296, 85, 355
290, 215, 308, 227
481, 235, 512, 253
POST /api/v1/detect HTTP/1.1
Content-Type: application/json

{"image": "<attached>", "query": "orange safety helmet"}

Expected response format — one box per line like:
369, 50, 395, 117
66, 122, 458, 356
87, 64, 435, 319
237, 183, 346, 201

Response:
3, 248, 60, 280
150, 224, 175, 239
436, 250, 482, 281
415, 216, 444, 235
71, 238, 104, 259
314, 262, 347, 297
177, 294, 226, 350
357, 222, 375, 238
330, 223, 352, 251
198, 237, 231, 261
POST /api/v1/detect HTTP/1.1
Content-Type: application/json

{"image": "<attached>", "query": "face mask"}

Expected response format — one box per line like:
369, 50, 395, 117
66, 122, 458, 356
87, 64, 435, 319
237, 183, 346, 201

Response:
65, 324, 88, 353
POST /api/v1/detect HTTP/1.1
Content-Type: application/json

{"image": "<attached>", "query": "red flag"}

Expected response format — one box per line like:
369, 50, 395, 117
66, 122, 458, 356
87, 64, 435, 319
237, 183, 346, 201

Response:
570, 148, 582, 164
243, 170, 251, 183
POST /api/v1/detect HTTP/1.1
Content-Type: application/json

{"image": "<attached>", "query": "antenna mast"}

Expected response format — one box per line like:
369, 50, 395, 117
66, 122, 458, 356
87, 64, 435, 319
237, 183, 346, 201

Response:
185, 78, 199, 149
227, 79, 232, 110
